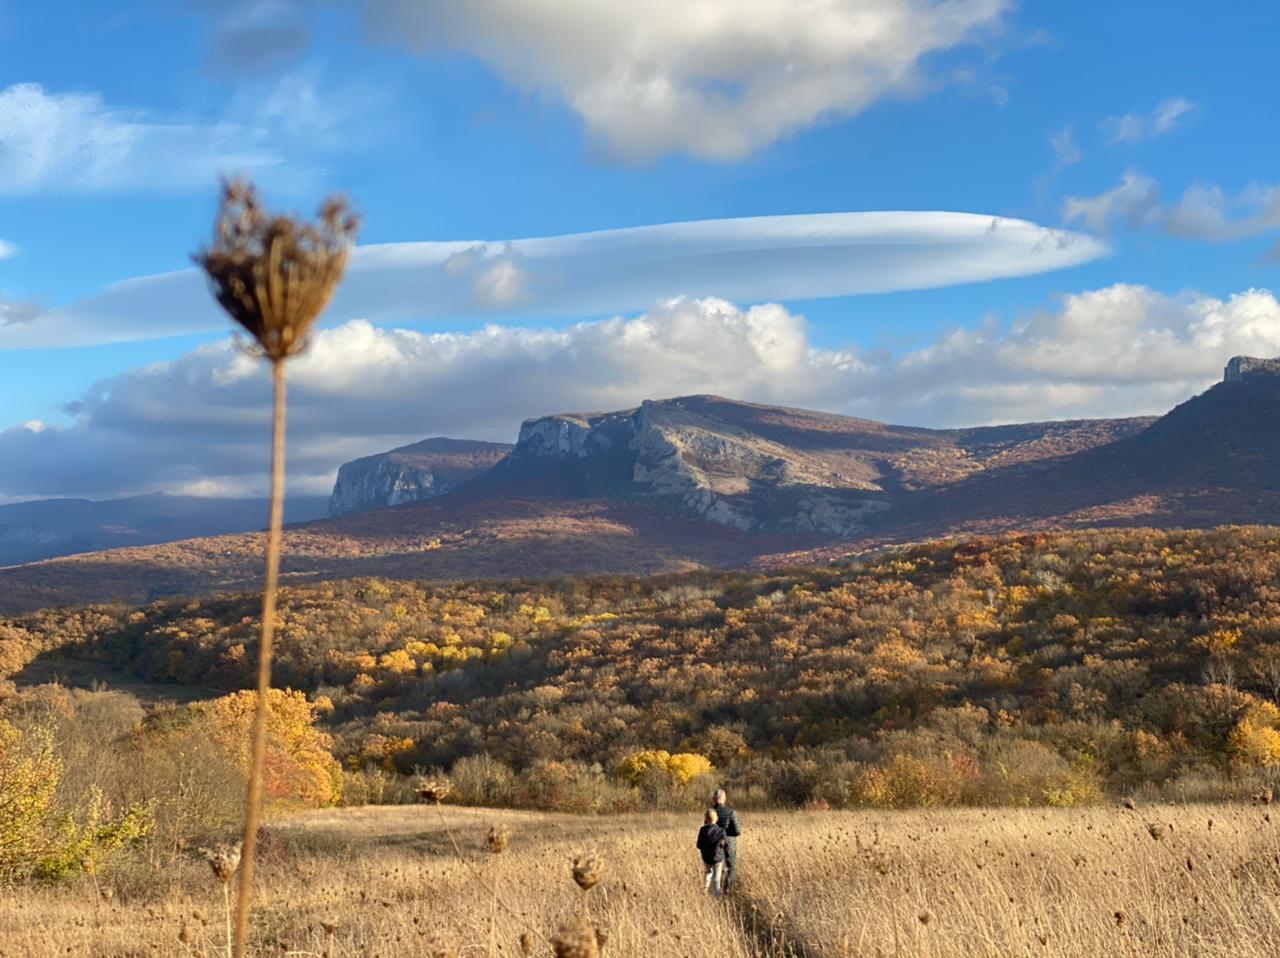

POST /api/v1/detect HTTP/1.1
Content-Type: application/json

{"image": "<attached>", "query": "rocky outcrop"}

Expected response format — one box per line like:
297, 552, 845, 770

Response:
1224, 356, 1280, 383
508, 411, 628, 462
508, 397, 894, 535
328, 438, 511, 517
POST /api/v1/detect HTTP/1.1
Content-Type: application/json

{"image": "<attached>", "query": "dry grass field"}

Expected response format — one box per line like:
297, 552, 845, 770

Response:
2, 802, 1279, 957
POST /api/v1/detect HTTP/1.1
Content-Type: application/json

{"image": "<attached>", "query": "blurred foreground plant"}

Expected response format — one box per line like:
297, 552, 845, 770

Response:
194, 178, 358, 958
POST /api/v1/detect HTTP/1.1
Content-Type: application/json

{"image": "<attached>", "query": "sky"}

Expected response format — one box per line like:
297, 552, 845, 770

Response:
1, 0, 1279, 502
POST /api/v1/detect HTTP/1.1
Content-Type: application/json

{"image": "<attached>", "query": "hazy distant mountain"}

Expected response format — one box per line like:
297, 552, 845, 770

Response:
0, 493, 328, 567
328, 438, 512, 517
2, 355, 1277, 613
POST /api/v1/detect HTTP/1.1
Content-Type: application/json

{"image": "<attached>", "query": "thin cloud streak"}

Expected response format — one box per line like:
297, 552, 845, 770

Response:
0, 211, 1107, 349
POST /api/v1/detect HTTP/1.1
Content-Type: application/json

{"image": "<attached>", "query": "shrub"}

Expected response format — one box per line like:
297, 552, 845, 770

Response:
186, 689, 343, 808
0, 720, 60, 881
853, 754, 962, 808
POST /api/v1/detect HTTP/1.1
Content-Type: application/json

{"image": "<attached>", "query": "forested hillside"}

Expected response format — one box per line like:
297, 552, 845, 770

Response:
6, 525, 1280, 807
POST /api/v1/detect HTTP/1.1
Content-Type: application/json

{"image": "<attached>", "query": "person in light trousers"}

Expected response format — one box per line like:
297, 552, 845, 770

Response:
695, 807, 728, 895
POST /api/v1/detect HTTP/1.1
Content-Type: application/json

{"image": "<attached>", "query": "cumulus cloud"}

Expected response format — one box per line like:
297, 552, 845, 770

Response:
3, 285, 1277, 500
1100, 96, 1196, 143
0, 239, 16, 260
1064, 172, 1280, 242
364, 0, 1012, 161
0, 211, 1105, 348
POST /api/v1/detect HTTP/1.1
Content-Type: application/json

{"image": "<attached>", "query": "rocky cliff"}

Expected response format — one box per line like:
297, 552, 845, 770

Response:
502, 396, 1152, 536
328, 438, 512, 517
1224, 355, 1280, 383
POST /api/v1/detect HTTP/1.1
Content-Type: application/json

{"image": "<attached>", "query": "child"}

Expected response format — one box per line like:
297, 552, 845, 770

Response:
696, 807, 728, 896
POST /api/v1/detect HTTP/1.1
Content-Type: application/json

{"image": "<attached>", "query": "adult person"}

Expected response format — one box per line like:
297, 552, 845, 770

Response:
710, 788, 742, 892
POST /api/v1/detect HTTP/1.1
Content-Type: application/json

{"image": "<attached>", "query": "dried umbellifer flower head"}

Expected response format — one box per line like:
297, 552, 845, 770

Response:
487, 824, 511, 855
519, 932, 534, 956
200, 841, 243, 884
416, 777, 453, 804
194, 178, 359, 363
572, 855, 604, 891
552, 913, 600, 958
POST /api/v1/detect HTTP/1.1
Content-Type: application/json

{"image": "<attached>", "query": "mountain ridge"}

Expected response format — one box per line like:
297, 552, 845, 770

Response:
2, 355, 1277, 613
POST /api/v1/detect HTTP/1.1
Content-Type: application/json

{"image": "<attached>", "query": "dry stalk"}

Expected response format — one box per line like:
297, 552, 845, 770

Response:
194, 178, 358, 958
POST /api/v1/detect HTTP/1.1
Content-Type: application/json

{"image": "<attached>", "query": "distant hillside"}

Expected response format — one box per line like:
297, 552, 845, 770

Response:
0, 493, 328, 567
329, 438, 512, 517
7, 526, 1280, 804
2, 355, 1278, 612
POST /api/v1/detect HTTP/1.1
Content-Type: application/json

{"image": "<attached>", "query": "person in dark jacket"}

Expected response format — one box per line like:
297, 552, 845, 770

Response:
695, 808, 727, 895
711, 788, 743, 892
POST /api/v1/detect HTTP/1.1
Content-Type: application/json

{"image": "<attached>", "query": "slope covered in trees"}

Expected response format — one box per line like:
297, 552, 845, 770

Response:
6, 526, 1280, 806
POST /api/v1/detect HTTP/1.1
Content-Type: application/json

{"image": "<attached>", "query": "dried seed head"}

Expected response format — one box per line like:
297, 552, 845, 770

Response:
416, 777, 453, 804
194, 178, 359, 363
918, 911, 932, 926
199, 841, 242, 884
572, 855, 604, 891
321, 921, 338, 936
519, 932, 534, 957
1146, 822, 1164, 841
552, 912, 600, 958
487, 824, 510, 855
1114, 910, 1127, 928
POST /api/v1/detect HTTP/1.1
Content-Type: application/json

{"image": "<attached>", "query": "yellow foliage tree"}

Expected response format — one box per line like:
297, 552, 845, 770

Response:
188, 690, 342, 808
616, 750, 713, 787
1228, 703, 1280, 768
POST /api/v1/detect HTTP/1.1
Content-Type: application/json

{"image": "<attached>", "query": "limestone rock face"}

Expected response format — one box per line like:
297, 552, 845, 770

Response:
329, 438, 512, 518
509, 397, 901, 535
1224, 356, 1280, 383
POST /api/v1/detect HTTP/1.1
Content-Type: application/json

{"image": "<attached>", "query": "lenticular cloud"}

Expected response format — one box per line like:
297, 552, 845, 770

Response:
0, 211, 1106, 348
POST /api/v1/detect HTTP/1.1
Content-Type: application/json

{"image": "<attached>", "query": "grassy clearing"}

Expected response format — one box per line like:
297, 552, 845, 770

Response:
2, 803, 1279, 957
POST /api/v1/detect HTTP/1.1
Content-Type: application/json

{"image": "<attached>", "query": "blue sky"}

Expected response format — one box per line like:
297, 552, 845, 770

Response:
1, 1, 1278, 500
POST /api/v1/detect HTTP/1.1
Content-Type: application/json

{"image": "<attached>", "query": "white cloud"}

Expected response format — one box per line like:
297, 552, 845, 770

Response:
1165, 183, 1280, 242
1062, 170, 1162, 234
0, 239, 16, 260
1065, 172, 1280, 241
0, 210, 1106, 348
1050, 126, 1082, 168
0, 83, 285, 194
1100, 96, 1196, 143
2, 284, 1277, 499
0, 295, 42, 327
365, 0, 1013, 161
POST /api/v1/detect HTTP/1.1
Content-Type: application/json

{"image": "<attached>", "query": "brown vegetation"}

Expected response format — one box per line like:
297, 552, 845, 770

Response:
7, 526, 1280, 806
2, 803, 1280, 957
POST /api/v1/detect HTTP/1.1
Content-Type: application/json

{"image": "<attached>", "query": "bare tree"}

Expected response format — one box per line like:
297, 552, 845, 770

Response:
194, 179, 359, 958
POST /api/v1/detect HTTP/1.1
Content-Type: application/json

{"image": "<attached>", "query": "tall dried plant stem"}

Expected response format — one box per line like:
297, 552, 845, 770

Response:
223, 880, 233, 958
232, 359, 287, 958
488, 856, 500, 958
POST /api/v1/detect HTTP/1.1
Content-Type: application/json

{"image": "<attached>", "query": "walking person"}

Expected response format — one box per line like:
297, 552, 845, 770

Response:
695, 808, 728, 896
711, 788, 742, 893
